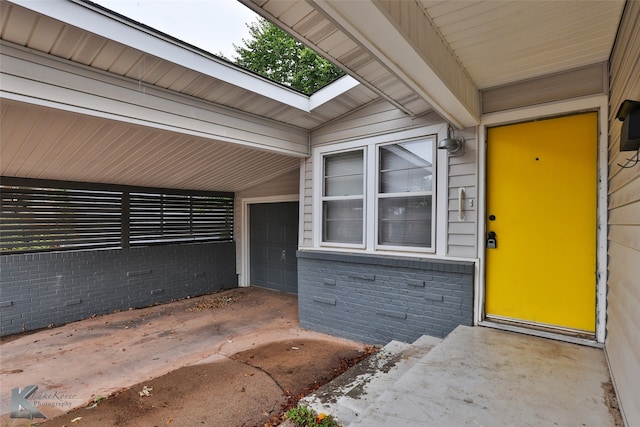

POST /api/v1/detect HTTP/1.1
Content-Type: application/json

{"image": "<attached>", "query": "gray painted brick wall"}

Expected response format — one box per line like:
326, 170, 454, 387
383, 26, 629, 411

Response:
297, 250, 474, 345
0, 242, 237, 336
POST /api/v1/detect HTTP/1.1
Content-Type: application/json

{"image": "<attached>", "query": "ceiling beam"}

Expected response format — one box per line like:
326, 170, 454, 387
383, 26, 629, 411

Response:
1, 42, 310, 157
311, 0, 480, 128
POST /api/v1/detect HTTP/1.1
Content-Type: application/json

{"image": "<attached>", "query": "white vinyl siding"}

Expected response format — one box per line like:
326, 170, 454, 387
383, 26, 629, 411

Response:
311, 101, 442, 146
302, 157, 313, 247
447, 129, 477, 258
2, 44, 310, 158
304, 101, 440, 248
605, 2, 640, 426
304, 100, 477, 258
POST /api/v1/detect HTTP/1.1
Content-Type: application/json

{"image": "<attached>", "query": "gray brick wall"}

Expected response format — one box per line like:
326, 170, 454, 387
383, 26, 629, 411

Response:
0, 242, 237, 336
297, 250, 474, 345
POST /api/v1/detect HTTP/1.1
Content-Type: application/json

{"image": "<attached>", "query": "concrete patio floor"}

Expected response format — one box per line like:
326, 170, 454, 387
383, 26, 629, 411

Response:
0, 286, 366, 424
1, 286, 623, 426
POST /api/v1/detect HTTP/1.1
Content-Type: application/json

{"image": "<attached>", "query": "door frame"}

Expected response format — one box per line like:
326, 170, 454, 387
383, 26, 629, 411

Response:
476, 95, 608, 345
240, 195, 300, 287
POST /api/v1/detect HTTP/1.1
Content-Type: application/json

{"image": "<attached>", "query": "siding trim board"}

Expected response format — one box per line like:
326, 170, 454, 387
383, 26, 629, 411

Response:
297, 249, 474, 273
481, 62, 608, 114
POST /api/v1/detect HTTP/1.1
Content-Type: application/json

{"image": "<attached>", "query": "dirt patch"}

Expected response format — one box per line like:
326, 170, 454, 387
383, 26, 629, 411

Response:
231, 339, 361, 396
602, 381, 625, 427
186, 294, 242, 312
29, 339, 375, 427
37, 358, 282, 427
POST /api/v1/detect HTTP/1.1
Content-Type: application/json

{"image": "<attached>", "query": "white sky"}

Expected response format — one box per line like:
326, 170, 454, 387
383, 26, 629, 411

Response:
92, 0, 260, 59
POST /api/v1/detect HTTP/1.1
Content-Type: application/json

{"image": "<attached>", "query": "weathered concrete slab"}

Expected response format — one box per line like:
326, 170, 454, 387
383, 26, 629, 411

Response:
350, 326, 617, 427
0, 287, 366, 424
303, 335, 441, 425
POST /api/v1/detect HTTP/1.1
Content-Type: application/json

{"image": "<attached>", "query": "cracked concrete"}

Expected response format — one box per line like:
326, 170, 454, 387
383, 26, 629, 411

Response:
0, 287, 367, 425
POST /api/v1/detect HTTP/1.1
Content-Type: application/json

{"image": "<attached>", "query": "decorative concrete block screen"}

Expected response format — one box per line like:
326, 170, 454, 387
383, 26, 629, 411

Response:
297, 250, 474, 345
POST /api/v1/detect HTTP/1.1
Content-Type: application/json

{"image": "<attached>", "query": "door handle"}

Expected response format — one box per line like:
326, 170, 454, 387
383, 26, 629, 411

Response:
487, 232, 497, 249
458, 187, 466, 221
281, 249, 286, 262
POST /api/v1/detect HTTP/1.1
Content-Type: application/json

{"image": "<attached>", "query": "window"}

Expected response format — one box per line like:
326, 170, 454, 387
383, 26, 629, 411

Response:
318, 135, 436, 252
378, 140, 433, 248
322, 150, 364, 244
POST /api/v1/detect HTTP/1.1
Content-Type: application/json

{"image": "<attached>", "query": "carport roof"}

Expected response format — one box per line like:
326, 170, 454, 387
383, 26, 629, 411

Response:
1, 0, 379, 129
0, 0, 625, 192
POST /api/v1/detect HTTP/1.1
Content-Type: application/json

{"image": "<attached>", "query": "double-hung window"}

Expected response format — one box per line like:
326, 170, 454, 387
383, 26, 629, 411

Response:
319, 135, 435, 252
377, 140, 434, 249
322, 150, 365, 245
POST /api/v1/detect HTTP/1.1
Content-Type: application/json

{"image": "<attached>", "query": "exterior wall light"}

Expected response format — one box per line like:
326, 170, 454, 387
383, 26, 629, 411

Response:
437, 125, 465, 156
616, 99, 640, 152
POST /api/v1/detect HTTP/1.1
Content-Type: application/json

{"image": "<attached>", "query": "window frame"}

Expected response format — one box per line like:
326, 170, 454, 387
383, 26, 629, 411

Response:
320, 147, 367, 249
314, 128, 440, 254
374, 138, 436, 252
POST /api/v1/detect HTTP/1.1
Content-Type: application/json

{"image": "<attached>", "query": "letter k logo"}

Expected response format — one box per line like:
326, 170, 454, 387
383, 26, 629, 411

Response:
10, 385, 47, 419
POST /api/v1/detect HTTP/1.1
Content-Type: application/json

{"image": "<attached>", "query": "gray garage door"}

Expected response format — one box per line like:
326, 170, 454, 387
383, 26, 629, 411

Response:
249, 202, 299, 294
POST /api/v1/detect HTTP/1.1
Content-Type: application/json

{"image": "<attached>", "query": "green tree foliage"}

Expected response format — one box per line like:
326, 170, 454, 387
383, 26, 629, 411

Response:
231, 18, 344, 95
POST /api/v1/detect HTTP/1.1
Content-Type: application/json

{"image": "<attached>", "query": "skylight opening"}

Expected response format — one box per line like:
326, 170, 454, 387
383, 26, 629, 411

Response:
91, 0, 344, 95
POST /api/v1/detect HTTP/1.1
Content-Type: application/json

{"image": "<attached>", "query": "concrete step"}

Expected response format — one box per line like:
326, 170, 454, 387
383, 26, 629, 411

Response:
347, 326, 616, 427
301, 335, 441, 426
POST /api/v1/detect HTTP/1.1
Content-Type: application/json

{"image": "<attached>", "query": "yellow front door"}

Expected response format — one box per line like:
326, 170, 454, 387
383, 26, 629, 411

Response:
485, 112, 597, 333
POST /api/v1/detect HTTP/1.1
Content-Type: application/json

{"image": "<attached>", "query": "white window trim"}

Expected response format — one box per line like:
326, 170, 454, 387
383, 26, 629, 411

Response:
313, 125, 445, 256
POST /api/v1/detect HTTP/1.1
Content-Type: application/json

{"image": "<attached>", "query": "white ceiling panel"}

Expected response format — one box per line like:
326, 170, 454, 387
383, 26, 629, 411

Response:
0, 100, 301, 192
419, 0, 625, 89
1, 0, 628, 192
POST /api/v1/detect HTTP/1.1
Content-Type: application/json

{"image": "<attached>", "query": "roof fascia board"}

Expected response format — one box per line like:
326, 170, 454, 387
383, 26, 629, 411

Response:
312, 0, 480, 128
309, 75, 360, 110
11, 0, 315, 112
1, 42, 310, 157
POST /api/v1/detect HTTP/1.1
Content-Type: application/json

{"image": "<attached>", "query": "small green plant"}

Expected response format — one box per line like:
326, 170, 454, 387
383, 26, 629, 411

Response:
286, 405, 340, 427
2, 422, 39, 427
